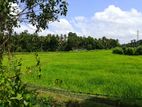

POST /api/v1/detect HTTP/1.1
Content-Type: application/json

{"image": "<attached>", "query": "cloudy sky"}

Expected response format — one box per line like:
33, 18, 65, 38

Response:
14, 0, 142, 43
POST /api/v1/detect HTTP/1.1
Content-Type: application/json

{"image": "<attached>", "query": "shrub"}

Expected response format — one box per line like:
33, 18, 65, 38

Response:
112, 47, 123, 54
0, 53, 42, 106
135, 45, 142, 55
0, 59, 36, 107
122, 47, 126, 54
124, 47, 135, 55
16, 47, 22, 52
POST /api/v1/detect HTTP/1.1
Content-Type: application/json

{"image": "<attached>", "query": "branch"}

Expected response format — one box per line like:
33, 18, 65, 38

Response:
0, 37, 9, 49
17, 1, 44, 17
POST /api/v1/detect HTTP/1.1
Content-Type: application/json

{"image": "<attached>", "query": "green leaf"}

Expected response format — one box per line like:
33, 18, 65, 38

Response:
11, 94, 23, 101
24, 100, 29, 106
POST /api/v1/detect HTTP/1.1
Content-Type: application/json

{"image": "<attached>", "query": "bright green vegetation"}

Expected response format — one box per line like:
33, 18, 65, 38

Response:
3, 50, 142, 98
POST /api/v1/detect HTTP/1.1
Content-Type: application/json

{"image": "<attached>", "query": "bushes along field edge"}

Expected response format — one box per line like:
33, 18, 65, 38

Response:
112, 46, 142, 55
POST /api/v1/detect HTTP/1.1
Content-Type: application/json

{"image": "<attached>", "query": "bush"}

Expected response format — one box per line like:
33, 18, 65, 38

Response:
0, 59, 36, 107
15, 47, 23, 52
124, 47, 135, 55
113, 47, 123, 54
0, 53, 42, 106
122, 47, 126, 54
135, 45, 142, 55
113, 46, 142, 56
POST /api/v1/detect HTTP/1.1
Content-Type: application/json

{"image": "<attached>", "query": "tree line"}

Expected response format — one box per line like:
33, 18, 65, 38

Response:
0, 31, 120, 52
122, 39, 142, 48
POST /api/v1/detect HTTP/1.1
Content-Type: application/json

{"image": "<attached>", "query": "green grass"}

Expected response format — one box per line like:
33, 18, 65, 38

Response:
3, 50, 142, 98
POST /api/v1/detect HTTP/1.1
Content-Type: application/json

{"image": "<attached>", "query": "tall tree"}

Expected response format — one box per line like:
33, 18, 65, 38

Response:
0, 0, 68, 60
0, 0, 68, 33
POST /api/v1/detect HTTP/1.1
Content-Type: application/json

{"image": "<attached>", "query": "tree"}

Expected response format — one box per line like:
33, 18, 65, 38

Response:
0, 0, 68, 33
0, 0, 68, 106
49, 35, 59, 51
65, 32, 78, 51
0, 0, 68, 58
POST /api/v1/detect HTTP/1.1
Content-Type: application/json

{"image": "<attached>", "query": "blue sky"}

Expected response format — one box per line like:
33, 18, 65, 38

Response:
67, 0, 142, 17
15, 0, 142, 43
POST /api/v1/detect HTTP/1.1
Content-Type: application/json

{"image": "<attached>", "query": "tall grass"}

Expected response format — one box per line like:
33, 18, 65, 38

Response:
4, 50, 142, 98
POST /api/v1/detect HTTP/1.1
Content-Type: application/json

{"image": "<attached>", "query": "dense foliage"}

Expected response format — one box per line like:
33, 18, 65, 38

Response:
0, 58, 36, 107
112, 47, 123, 54
1, 31, 120, 52
124, 47, 135, 55
122, 39, 142, 48
135, 45, 142, 55
113, 46, 142, 55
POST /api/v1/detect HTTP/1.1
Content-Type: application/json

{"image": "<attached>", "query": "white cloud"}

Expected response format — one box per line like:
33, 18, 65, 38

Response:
14, 19, 74, 35
14, 23, 54, 35
91, 5, 142, 43
72, 5, 142, 43
14, 24, 35, 34
94, 5, 142, 25
14, 5, 142, 43
74, 16, 86, 22
49, 19, 75, 34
